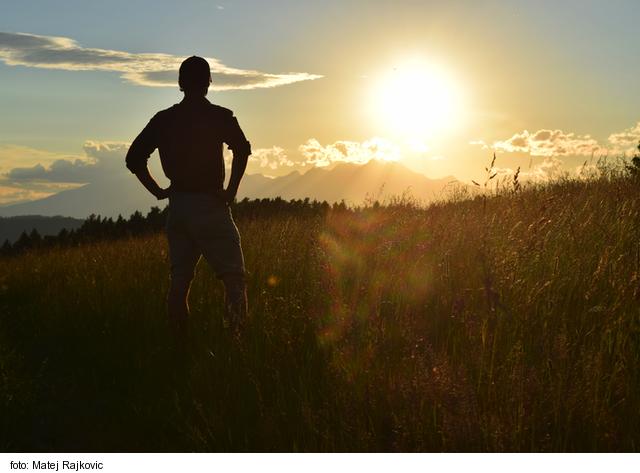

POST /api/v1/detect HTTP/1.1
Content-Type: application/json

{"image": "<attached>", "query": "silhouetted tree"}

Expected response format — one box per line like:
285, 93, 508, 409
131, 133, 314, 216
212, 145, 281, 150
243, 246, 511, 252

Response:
13, 231, 32, 253
146, 206, 165, 232
332, 200, 347, 212
631, 141, 640, 173
43, 235, 57, 247
29, 228, 42, 247
115, 215, 126, 235
128, 211, 145, 235
57, 228, 69, 244
1, 239, 11, 256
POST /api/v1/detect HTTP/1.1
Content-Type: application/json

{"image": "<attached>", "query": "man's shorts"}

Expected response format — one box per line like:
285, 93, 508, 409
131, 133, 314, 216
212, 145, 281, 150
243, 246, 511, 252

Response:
166, 192, 245, 283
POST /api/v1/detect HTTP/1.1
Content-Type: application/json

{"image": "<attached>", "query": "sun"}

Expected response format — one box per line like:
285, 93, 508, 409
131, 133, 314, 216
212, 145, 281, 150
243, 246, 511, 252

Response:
372, 60, 462, 140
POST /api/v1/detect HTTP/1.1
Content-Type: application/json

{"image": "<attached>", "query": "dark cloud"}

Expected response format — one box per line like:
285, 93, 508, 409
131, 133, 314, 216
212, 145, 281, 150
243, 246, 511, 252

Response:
6, 159, 94, 182
3, 141, 130, 184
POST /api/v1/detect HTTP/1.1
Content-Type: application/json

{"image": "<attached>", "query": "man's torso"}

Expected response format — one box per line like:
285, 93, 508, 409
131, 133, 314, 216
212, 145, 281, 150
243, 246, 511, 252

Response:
126, 96, 250, 193
154, 99, 232, 193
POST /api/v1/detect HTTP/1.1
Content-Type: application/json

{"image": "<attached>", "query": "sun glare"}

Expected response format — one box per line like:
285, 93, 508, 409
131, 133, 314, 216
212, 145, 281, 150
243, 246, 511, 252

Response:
373, 60, 462, 140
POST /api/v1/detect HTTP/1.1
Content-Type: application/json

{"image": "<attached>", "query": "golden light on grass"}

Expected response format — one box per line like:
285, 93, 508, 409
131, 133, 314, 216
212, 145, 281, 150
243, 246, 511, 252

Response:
372, 59, 462, 140
3, 165, 640, 451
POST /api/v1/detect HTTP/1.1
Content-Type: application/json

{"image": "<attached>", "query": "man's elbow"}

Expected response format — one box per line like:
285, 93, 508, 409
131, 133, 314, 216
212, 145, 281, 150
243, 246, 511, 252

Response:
125, 147, 146, 174
125, 156, 148, 175
233, 151, 250, 163
232, 141, 251, 159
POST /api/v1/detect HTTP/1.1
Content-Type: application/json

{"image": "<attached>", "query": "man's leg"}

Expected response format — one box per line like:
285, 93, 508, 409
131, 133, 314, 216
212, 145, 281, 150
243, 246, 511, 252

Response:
166, 207, 201, 347
221, 272, 247, 331
191, 202, 247, 332
168, 274, 195, 341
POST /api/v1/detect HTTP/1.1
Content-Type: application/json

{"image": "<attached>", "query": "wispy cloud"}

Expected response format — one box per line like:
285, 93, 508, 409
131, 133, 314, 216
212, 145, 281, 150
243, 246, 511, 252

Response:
0, 31, 322, 90
0, 182, 83, 206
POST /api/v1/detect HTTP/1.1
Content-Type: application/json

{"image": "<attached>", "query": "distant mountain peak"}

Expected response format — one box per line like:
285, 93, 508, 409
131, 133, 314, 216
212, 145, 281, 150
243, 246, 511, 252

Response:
0, 160, 459, 218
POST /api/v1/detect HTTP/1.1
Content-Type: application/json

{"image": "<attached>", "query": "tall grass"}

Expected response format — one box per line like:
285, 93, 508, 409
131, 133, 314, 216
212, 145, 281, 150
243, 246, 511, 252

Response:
1, 174, 639, 451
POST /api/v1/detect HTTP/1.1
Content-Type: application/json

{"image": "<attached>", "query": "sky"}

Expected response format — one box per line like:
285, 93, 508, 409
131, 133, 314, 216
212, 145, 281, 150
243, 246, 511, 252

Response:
1, 0, 640, 204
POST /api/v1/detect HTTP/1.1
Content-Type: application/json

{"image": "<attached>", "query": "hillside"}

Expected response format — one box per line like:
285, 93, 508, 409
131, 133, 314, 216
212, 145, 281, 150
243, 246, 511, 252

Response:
1, 175, 638, 451
0, 160, 456, 218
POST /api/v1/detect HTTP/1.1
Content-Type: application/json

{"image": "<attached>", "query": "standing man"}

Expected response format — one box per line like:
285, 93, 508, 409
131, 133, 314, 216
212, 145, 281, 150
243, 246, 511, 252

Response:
125, 56, 250, 337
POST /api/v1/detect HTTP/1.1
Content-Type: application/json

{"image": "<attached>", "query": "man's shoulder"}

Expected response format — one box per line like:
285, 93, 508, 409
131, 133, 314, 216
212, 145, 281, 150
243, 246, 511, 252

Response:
207, 103, 235, 118
148, 101, 236, 124
152, 104, 180, 120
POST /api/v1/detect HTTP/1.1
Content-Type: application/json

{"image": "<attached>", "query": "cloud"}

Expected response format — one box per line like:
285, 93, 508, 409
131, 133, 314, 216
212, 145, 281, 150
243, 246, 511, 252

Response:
0, 31, 322, 90
469, 124, 640, 182
524, 156, 565, 181
5, 160, 94, 182
0, 144, 90, 174
0, 141, 140, 205
0, 144, 90, 203
249, 146, 295, 172
0, 144, 102, 204
81, 141, 131, 175
0, 181, 85, 206
0, 136, 434, 205
487, 157, 566, 183
575, 162, 602, 180
608, 121, 640, 153
299, 138, 400, 167
472, 129, 607, 157
2, 137, 405, 190
3, 141, 129, 184
473, 122, 640, 160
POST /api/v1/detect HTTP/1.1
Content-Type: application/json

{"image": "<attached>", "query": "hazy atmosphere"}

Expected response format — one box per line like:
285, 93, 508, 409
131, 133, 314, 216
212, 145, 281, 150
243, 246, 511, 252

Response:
2, 0, 639, 207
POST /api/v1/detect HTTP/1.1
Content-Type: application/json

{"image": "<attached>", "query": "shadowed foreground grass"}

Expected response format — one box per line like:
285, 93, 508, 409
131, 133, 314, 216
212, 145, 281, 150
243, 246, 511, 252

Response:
1, 175, 639, 451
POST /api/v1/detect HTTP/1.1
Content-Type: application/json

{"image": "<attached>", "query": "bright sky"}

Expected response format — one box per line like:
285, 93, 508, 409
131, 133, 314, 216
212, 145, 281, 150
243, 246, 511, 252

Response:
1, 0, 640, 204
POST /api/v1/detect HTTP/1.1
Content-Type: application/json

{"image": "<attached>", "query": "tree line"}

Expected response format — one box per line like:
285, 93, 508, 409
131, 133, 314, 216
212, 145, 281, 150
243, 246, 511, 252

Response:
0, 197, 344, 257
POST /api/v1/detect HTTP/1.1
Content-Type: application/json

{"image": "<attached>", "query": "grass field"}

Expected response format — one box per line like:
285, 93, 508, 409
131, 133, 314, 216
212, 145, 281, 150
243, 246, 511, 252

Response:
1, 174, 639, 452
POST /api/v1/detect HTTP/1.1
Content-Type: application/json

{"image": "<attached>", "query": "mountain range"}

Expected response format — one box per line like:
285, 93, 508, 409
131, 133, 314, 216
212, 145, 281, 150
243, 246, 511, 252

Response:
0, 160, 458, 220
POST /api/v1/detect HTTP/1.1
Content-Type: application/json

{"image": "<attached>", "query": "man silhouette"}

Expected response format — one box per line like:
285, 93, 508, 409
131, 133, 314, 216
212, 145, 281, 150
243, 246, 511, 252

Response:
125, 56, 250, 338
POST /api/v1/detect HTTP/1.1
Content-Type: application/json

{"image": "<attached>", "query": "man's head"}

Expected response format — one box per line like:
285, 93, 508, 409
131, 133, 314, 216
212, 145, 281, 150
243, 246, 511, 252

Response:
179, 56, 212, 96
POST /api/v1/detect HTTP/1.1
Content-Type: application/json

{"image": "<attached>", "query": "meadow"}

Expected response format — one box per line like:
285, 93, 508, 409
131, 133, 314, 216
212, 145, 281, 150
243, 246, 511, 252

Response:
1, 171, 639, 452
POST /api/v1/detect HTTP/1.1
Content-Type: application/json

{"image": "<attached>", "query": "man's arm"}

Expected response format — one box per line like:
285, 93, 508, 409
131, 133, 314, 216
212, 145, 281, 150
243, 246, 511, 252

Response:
133, 167, 170, 200
222, 114, 252, 203
224, 150, 249, 202
125, 114, 170, 200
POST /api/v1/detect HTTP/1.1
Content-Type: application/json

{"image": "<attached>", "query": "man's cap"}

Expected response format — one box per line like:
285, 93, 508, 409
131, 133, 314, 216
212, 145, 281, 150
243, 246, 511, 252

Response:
179, 56, 212, 91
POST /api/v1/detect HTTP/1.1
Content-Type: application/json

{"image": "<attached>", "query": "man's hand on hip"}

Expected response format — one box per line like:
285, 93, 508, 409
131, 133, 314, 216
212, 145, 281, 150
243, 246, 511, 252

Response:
217, 188, 236, 205
155, 186, 172, 200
